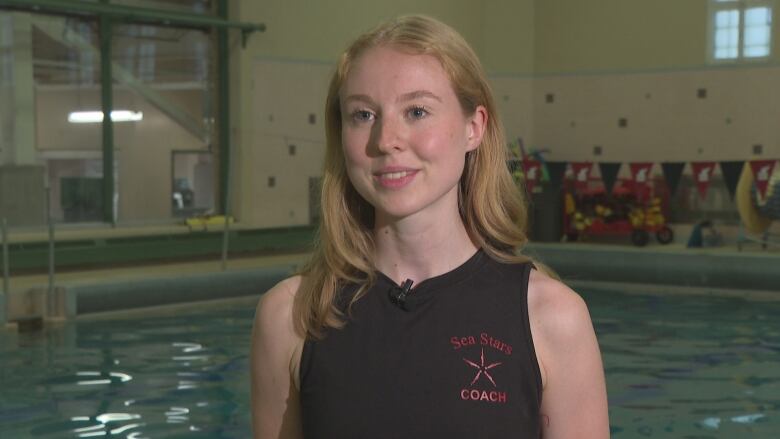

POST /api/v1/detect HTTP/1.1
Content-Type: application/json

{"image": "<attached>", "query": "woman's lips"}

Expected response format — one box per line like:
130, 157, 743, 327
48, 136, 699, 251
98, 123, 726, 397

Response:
374, 169, 418, 188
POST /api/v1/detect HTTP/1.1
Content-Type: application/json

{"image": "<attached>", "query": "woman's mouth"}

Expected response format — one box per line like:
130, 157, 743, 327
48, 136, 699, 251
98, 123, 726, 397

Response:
374, 170, 418, 188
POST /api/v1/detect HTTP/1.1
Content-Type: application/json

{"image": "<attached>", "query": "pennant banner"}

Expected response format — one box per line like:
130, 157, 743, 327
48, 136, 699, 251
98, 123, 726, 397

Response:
629, 162, 653, 185
508, 158, 779, 201
629, 162, 654, 201
570, 162, 592, 191
690, 161, 717, 199
719, 161, 744, 200
546, 161, 568, 190
750, 160, 777, 200
598, 162, 621, 195
661, 162, 686, 198
522, 159, 542, 193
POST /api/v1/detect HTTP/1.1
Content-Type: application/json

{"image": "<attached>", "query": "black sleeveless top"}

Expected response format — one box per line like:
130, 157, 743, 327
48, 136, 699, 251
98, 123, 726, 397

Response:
299, 250, 542, 438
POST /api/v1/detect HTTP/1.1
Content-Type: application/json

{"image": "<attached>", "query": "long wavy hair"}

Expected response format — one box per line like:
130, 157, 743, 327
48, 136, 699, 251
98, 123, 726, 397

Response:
293, 15, 532, 339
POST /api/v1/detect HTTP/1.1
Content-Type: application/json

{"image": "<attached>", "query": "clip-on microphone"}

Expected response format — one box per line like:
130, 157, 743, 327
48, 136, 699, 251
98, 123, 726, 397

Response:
389, 279, 414, 310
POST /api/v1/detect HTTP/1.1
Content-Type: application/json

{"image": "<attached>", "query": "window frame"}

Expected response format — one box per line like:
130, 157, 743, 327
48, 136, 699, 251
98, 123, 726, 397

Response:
707, 0, 774, 64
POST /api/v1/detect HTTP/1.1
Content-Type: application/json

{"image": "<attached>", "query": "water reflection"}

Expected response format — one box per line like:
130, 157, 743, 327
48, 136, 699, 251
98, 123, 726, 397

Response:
70, 412, 143, 437
587, 289, 780, 437
75, 371, 133, 386
2, 297, 257, 438
165, 406, 189, 423
172, 342, 204, 353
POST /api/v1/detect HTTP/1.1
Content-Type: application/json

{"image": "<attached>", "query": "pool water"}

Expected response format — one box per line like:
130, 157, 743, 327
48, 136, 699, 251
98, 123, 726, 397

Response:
1, 290, 779, 438
0, 298, 258, 438
590, 289, 780, 438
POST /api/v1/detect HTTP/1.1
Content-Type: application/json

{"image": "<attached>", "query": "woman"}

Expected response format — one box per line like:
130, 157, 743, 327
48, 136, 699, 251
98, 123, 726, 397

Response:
251, 15, 609, 438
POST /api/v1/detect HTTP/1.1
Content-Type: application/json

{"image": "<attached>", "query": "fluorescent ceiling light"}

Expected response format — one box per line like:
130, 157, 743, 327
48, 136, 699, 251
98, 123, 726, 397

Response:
68, 110, 143, 123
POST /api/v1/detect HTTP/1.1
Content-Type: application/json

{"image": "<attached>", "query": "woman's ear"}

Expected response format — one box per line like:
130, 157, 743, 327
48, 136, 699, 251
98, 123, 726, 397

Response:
466, 105, 488, 152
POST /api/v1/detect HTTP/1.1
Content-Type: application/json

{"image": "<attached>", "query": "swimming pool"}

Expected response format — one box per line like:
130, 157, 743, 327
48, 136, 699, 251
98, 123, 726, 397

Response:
1, 289, 778, 438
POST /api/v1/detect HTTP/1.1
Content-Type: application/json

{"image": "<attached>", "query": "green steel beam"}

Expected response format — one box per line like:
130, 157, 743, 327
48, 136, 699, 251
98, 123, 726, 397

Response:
34, 14, 208, 143
100, 12, 115, 224
0, 226, 317, 272
0, 0, 265, 35
217, 0, 229, 214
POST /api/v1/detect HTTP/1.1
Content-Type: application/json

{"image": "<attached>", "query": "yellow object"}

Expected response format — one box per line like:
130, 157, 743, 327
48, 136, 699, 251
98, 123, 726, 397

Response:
185, 215, 235, 230
736, 164, 772, 234
573, 211, 591, 231
628, 209, 643, 227
564, 193, 576, 215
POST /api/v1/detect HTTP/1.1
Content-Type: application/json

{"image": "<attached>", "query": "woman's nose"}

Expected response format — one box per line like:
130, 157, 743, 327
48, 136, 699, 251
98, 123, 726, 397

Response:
373, 116, 404, 154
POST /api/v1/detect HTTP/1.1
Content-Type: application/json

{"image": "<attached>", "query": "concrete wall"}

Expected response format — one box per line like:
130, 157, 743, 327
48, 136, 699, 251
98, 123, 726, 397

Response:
534, 0, 780, 74
230, 0, 536, 228
534, 0, 709, 74
226, 0, 780, 229
533, 66, 780, 163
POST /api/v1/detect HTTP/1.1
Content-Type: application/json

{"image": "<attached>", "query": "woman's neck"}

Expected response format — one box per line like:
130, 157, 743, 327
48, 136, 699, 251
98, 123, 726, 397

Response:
372, 211, 478, 286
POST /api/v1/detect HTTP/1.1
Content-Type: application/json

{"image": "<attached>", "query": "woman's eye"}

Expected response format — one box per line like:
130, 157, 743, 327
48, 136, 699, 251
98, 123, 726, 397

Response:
351, 110, 374, 122
407, 106, 428, 119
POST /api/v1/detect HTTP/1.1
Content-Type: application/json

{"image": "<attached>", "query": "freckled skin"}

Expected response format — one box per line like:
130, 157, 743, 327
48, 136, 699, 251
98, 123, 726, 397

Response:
339, 47, 478, 224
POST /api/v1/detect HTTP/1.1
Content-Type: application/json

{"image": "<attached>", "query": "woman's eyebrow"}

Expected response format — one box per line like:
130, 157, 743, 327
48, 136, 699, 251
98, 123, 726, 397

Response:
398, 90, 442, 103
343, 91, 442, 105
343, 94, 376, 106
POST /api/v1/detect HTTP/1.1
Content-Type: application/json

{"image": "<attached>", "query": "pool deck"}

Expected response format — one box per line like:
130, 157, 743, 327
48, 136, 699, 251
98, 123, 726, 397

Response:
2, 241, 779, 326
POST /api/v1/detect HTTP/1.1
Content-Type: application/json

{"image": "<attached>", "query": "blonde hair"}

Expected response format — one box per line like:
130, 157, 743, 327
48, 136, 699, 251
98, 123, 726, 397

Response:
293, 15, 532, 339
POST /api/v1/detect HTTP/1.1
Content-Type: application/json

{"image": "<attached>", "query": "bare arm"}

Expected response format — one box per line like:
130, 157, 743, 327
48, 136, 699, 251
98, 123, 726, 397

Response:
251, 276, 304, 439
528, 270, 610, 439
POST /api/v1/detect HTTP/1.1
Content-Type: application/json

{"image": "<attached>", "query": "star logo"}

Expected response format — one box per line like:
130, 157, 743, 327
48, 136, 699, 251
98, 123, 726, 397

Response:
463, 348, 503, 387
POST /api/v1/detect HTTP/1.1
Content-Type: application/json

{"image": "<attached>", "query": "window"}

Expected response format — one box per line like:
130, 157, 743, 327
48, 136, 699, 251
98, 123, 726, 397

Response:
709, 0, 774, 62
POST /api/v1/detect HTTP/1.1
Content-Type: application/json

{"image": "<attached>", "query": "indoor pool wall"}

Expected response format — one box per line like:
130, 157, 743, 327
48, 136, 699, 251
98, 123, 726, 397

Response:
4, 243, 779, 325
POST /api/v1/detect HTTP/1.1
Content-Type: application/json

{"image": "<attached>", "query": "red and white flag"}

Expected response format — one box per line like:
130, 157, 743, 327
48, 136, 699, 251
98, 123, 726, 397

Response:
522, 159, 542, 193
629, 162, 654, 201
690, 161, 717, 199
570, 162, 592, 191
750, 160, 777, 200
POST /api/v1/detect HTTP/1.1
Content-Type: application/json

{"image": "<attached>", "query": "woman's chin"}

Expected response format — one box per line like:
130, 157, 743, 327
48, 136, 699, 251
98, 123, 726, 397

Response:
373, 202, 423, 222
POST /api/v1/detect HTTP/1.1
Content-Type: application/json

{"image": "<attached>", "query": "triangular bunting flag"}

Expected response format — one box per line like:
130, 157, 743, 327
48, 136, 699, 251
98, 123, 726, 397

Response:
522, 159, 542, 193
570, 162, 592, 191
546, 161, 568, 190
661, 162, 686, 197
629, 162, 654, 202
719, 161, 744, 200
690, 161, 717, 199
750, 160, 777, 200
598, 162, 621, 195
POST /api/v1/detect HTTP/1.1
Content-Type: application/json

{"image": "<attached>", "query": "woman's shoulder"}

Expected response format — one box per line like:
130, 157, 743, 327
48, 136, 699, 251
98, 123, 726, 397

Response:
253, 275, 309, 394
254, 275, 303, 339
251, 276, 306, 436
259, 275, 303, 306
526, 270, 609, 437
527, 269, 592, 339
526, 269, 596, 388
252, 275, 305, 380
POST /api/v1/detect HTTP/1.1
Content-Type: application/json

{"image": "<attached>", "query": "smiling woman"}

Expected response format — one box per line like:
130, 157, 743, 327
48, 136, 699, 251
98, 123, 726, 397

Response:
251, 14, 609, 439
339, 46, 484, 220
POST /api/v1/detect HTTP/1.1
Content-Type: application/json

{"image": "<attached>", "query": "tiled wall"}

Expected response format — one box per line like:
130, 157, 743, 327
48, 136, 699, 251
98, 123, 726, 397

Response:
245, 58, 779, 228
534, 66, 780, 163
245, 59, 331, 227
245, 58, 537, 228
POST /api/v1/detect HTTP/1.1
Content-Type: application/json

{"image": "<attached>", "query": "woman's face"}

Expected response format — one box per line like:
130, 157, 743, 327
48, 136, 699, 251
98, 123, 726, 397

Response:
340, 46, 486, 223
